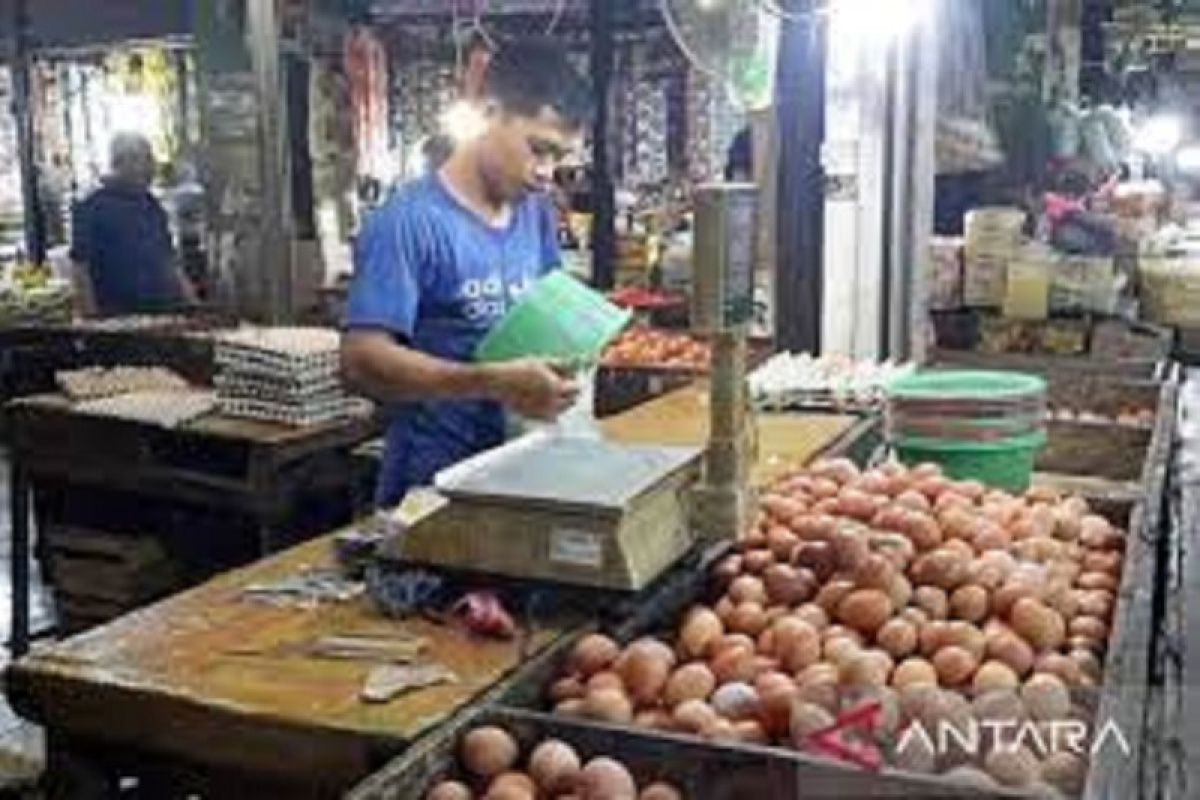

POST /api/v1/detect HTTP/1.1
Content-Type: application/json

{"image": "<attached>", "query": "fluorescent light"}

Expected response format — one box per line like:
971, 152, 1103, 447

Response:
1134, 115, 1183, 156
1178, 144, 1200, 173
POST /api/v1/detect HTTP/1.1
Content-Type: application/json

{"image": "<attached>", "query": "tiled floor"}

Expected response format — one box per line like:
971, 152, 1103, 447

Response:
0, 451, 51, 791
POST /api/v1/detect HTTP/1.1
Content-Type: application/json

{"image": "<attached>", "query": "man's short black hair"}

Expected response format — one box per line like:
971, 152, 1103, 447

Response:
486, 37, 593, 130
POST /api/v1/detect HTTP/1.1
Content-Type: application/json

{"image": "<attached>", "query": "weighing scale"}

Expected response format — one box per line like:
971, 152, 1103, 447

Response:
383, 433, 703, 591
383, 184, 759, 591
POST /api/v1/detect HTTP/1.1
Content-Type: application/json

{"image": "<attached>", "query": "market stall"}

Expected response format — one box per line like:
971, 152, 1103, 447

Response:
4, 398, 875, 797
1, 323, 380, 650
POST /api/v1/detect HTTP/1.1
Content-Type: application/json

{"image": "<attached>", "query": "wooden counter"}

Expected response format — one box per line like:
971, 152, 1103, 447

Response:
2, 394, 378, 651
6, 534, 581, 798
600, 383, 867, 484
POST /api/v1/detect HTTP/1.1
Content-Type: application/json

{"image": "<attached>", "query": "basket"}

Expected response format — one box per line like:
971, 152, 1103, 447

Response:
895, 431, 1047, 492
474, 272, 633, 364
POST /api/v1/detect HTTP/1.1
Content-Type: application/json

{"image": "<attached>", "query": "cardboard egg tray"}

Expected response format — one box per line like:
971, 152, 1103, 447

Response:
57, 366, 191, 402
77, 390, 218, 430
213, 373, 345, 402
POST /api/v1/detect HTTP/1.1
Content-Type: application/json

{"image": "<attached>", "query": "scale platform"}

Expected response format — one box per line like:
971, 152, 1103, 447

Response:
382, 432, 704, 591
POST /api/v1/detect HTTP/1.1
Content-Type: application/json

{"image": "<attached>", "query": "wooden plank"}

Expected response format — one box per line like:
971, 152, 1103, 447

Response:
6, 533, 583, 788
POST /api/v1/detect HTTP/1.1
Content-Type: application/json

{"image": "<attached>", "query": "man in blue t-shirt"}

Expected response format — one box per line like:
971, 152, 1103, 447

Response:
341, 40, 592, 508
70, 133, 196, 316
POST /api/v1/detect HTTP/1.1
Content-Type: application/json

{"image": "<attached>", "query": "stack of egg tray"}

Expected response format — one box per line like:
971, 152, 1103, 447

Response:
214, 327, 369, 427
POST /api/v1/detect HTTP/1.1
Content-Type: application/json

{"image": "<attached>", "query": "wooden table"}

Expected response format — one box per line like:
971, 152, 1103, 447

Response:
5, 534, 580, 798
2, 394, 378, 655
600, 383, 875, 485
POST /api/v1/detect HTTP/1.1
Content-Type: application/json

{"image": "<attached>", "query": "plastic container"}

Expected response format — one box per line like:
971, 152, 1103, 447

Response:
895, 431, 1047, 492
474, 271, 633, 364
887, 370, 1047, 490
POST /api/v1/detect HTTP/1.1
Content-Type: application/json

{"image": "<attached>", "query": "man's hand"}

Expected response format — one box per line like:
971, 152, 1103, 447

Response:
481, 359, 580, 421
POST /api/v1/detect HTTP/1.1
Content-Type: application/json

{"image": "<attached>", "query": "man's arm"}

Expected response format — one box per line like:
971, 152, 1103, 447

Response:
341, 329, 577, 420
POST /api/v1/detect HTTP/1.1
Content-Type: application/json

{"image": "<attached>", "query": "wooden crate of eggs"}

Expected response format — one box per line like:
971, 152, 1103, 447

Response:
348, 707, 795, 800
507, 457, 1141, 799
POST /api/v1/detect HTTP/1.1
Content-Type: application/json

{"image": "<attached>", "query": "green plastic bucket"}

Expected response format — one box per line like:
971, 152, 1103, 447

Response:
886, 369, 1046, 406
895, 431, 1047, 492
887, 370, 1047, 491
474, 271, 633, 364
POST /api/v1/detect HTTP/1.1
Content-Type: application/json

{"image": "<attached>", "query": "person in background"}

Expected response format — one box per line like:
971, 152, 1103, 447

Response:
70, 133, 196, 316
340, 39, 593, 508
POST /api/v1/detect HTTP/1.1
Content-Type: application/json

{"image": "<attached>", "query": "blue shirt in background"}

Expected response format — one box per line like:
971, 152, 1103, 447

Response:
70, 181, 183, 316
345, 174, 561, 507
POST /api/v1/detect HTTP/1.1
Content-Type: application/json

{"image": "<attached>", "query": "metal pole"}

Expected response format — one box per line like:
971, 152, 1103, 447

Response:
774, 0, 825, 353
12, 0, 45, 264
248, 0, 292, 322
589, 0, 615, 290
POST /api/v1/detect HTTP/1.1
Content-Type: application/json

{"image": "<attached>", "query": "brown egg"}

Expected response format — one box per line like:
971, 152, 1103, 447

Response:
663, 663, 716, 708
876, 617, 918, 659
581, 688, 634, 724
1077, 571, 1118, 592
815, 579, 857, 615
950, 584, 990, 623
727, 602, 769, 637
911, 550, 969, 590
619, 642, 672, 707
578, 758, 637, 800
973, 688, 1027, 726
918, 620, 949, 657
488, 771, 537, 799
742, 549, 776, 575
672, 699, 718, 733
1034, 653, 1083, 687
891, 657, 939, 690
794, 602, 830, 631
679, 607, 724, 660
1068, 649, 1103, 682
633, 709, 676, 732
426, 780, 472, 800
932, 646, 978, 686
570, 634, 621, 677
836, 589, 894, 635
839, 648, 892, 687
944, 621, 988, 661
729, 575, 768, 605
586, 671, 624, 694
984, 746, 1039, 788
1021, 673, 1071, 721
1011, 598, 1066, 652
1069, 616, 1108, 642
986, 631, 1035, 677
1040, 751, 1087, 795
639, 782, 684, 800
763, 563, 817, 606
772, 617, 822, 672
460, 726, 519, 779
756, 673, 799, 737
710, 644, 757, 685
766, 526, 801, 562
790, 701, 836, 744
914, 586, 949, 621
972, 660, 1020, 695
793, 541, 840, 582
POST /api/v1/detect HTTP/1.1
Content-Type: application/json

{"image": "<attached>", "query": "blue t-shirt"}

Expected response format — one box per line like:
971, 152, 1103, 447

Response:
70, 181, 183, 315
345, 174, 561, 507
